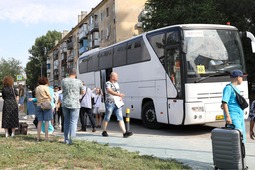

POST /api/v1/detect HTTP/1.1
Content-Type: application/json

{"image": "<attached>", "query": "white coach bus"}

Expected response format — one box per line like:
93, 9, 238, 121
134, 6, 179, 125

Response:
77, 24, 255, 129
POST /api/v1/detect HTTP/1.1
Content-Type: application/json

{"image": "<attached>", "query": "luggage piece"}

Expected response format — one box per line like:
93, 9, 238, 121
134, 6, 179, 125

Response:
19, 122, 28, 135
8, 122, 28, 135
211, 126, 247, 170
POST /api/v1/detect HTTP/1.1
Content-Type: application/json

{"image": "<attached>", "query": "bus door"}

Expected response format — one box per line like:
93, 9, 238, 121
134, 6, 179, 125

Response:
165, 46, 184, 125
100, 68, 112, 99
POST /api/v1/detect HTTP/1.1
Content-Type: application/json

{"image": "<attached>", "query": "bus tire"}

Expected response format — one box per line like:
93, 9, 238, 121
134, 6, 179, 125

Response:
142, 101, 162, 129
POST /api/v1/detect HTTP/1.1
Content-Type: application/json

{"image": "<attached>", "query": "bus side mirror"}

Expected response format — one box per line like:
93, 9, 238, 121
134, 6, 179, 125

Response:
246, 32, 255, 53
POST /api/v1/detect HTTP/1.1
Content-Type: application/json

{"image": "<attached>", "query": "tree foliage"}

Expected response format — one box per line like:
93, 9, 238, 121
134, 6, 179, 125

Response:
0, 57, 23, 89
141, 0, 255, 92
25, 30, 61, 90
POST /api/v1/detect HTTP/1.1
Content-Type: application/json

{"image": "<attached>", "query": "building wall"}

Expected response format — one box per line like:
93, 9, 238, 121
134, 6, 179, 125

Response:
115, 0, 146, 43
47, 0, 146, 86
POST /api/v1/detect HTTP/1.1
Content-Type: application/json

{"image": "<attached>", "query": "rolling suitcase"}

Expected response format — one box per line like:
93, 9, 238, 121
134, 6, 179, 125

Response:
211, 125, 247, 170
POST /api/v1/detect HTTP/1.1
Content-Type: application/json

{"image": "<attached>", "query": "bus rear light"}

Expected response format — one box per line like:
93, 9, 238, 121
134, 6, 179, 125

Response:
192, 107, 204, 112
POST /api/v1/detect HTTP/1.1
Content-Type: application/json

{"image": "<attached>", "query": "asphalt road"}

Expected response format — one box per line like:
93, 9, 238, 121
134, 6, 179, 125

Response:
1, 97, 255, 169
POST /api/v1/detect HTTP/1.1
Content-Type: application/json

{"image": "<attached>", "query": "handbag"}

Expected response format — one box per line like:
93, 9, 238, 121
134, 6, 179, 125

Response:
40, 100, 52, 110
229, 85, 248, 110
99, 102, 106, 113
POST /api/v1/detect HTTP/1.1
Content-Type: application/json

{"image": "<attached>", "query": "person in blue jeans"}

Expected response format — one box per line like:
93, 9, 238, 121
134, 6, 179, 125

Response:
101, 72, 133, 138
61, 68, 84, 145
222, 70, 247, 143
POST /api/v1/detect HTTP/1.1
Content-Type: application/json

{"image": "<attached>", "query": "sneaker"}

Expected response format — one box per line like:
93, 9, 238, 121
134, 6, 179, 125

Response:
92, 128, 96, 132
123, 131, 133, 138
102, 131, 108, 137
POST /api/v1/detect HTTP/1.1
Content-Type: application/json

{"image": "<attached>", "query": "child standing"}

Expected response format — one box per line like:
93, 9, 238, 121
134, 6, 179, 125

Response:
92, 88, 103, 128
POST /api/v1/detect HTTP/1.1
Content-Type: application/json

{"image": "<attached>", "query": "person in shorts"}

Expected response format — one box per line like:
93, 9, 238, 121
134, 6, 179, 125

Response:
101, 72, 133, 138
35, 77, 53, 142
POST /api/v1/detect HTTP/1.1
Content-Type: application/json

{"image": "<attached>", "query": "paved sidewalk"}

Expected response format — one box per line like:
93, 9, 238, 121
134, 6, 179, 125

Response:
1, 111, 255, 170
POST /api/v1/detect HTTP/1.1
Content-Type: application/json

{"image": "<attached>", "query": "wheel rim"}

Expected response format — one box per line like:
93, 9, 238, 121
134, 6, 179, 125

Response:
145, 108, 156, 123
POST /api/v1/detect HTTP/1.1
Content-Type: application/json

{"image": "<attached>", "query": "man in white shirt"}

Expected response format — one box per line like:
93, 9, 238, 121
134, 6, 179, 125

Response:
79, 83, 96, 132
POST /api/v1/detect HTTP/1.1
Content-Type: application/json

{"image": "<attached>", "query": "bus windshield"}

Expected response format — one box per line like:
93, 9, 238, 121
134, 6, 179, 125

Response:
184, 29, 244, 78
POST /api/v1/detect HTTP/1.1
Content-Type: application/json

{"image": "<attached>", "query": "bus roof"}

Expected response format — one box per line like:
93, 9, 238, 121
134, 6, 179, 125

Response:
146, 24, 238, 34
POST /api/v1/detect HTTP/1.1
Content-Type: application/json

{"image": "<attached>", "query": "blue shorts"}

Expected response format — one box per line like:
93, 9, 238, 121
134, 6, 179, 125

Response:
103, 102, 123, 122
36, 106, 53, 121
19, 96, 25, 105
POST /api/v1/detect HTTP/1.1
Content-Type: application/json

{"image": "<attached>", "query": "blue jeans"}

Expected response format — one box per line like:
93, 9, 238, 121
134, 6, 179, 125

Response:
62, 107, 80, 141
103, 102, 123, 122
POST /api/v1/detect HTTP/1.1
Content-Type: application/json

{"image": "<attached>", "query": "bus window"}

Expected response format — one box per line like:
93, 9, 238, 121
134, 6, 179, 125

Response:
147, 33, 165, 63
113, 43, 127, 67
87, 53, 99, 72
127, 38, 150, 64
166, 48, 182, 96
166, 31, 180, 45
99, 48, 113, 69
79, 58, 88, 74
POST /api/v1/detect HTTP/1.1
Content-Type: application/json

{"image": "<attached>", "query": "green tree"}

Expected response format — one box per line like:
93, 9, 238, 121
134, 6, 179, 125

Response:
141, 0, 227, 31
142, 0, 255, 93
0, 57, 23, 89
26, 30, 61, 90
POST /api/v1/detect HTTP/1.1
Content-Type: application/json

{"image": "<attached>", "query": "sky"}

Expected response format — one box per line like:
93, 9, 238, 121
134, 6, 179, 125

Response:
0, 0, 102, 68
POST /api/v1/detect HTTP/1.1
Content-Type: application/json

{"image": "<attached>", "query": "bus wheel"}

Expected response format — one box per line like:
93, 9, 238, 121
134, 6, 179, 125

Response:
142, 101, 162, 129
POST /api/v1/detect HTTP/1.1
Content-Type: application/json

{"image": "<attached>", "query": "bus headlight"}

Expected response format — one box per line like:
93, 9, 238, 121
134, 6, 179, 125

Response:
192, 107, 204, 112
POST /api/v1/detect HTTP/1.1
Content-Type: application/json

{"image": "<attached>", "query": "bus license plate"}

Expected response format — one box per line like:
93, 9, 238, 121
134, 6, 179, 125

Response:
216, 115, 224, 120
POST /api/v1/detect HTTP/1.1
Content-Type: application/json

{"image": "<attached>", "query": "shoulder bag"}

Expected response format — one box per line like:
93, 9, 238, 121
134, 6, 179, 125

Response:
40, 100, 52, 110
98, 96, 106, 113
229, 85, 248, 110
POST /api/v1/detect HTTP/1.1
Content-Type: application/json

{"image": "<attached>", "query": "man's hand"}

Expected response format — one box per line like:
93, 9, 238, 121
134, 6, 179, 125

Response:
225, 116, 232, 125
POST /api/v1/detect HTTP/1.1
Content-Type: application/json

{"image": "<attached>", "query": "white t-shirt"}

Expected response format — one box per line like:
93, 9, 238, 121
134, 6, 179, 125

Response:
80, 86, 93, 109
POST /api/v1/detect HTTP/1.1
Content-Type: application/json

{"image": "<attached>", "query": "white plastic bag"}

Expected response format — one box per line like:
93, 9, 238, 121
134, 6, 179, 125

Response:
98, 102, 106, 113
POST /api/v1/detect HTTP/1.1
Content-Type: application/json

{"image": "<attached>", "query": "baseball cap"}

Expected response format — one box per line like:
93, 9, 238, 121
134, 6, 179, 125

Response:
230, 70, 247, 78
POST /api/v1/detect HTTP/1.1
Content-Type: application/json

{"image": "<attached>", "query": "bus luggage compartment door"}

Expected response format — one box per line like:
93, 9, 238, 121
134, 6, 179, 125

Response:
168, 99, 184, 125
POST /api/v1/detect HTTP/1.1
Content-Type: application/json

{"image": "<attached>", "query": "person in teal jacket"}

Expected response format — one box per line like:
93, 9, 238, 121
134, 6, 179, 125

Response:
222, 70, 247, 143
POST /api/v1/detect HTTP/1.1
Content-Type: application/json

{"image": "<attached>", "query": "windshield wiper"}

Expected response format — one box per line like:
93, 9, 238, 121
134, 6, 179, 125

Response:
194, 71, 229, 83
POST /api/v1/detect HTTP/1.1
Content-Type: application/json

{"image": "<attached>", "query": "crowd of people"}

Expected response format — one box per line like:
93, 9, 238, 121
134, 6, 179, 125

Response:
1, 68, 133, 143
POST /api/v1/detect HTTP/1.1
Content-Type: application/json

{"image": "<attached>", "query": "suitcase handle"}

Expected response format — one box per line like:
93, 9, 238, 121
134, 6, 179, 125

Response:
224, 124, 235, 129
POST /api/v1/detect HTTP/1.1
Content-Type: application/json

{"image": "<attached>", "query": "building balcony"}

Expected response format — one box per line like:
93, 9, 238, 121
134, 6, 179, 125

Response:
79, 46, 89, 55
67, 55, 74, 62
60, 42, 67, 53
61, 47, 67, 53
53, 69, 59, 75
62, 54, 67, 65
79, 25, 88, 40
67, 41, 73, 50
92, 39, 100, 48
89, 21, 99, 32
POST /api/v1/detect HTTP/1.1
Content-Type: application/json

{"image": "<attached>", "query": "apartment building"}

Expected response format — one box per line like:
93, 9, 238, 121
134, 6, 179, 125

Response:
47, 0, 146, 86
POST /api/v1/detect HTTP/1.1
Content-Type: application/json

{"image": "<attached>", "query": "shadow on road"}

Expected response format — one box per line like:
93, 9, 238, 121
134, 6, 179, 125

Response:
107, 117, 224, 137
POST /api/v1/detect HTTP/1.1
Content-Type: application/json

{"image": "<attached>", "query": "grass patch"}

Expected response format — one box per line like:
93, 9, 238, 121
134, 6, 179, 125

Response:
0, 135, 191, 169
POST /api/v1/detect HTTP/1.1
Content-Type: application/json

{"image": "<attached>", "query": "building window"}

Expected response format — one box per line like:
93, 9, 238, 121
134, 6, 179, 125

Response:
106, 7, 109, 17
100, 12, 103, 21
